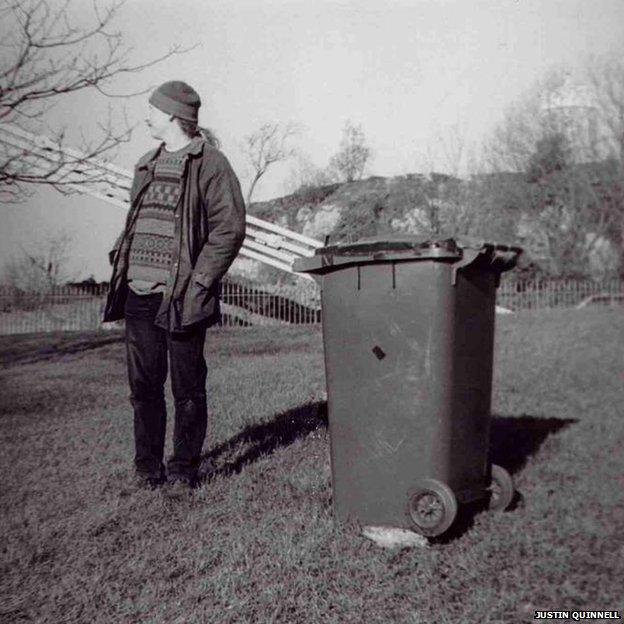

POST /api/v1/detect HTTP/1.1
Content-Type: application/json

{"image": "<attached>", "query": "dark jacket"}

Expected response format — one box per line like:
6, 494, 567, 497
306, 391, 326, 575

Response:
103, 137, 246, 331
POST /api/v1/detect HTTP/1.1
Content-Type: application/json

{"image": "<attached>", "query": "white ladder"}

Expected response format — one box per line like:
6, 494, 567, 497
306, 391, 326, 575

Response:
0, 122, 323, 277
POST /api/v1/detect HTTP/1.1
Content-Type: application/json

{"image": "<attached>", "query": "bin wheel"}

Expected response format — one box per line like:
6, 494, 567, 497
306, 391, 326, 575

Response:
407, 479, 458, 537
488, 464, 514, 511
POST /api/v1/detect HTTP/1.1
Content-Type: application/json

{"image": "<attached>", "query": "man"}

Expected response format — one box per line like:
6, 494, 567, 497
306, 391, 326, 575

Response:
104, 80, 246, 495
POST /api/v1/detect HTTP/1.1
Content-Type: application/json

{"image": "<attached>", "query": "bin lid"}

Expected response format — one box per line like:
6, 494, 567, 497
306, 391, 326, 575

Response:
293, 234, 522, 274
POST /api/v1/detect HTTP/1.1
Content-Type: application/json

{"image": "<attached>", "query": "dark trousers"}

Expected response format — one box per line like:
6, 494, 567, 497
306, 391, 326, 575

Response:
124, 289, 208, 483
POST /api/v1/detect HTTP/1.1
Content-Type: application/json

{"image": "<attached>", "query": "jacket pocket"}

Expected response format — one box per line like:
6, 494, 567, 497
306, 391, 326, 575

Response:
192, 271, 213, 289
181, 278, 218, 327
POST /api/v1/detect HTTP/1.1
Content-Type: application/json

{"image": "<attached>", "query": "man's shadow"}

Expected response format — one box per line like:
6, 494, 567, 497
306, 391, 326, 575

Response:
198, 401, 328, 481
199, 405, 576, 541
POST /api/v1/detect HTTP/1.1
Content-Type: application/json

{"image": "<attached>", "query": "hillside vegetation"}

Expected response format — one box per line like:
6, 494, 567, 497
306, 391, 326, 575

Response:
249, 174, 469, 244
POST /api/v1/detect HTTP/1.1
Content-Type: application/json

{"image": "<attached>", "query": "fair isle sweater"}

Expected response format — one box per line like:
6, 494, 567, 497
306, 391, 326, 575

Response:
127, 142, 194, 295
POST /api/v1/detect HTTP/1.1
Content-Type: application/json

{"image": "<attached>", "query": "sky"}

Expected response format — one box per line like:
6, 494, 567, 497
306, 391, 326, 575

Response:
2, 0, 624, 281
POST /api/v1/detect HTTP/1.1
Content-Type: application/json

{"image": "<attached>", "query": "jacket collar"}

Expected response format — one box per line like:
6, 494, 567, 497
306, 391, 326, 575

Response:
136, 136, 205, 170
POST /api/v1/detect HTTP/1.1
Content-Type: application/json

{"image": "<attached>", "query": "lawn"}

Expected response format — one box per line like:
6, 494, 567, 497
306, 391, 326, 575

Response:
0, 309, 623, 623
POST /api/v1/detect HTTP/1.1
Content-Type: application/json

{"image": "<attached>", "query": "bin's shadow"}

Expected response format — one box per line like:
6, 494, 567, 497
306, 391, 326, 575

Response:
488, 413, 577, 476
201, 407, 574, 484
198, 401, 328, 482
433, 413, 577, 544
198, 406, 577, 544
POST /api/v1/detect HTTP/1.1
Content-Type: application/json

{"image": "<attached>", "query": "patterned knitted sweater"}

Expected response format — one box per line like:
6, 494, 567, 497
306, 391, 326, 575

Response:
127, 142, 195, 295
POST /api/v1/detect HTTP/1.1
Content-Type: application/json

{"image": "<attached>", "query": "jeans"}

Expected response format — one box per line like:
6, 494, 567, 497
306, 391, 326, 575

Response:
124, 289, 208, 483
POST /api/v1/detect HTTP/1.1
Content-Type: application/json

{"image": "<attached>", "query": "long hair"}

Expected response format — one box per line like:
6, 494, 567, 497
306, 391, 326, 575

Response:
175, 118, 220, 148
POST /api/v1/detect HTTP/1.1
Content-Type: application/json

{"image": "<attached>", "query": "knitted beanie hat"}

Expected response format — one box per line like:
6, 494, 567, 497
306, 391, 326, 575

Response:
149, 81, 201, 122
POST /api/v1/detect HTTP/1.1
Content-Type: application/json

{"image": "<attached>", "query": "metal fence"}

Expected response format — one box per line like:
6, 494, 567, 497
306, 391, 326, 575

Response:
0, 279, 322, 335
0, 276, 622, 336
0, 284, 111, 336
220, 278, 321, 327
496, 277, 624, 311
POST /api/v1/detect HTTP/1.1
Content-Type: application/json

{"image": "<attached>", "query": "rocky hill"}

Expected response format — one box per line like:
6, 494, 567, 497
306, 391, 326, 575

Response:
247, 173, 461, 242
229, 172, 476, 284
228, 168, 621, 284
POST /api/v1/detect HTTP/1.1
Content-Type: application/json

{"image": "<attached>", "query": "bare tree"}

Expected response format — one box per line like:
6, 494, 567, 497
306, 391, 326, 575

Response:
2, 230, 75, 292
282, 152, 337, 195
384, 122, 488, 240
414, 121, 487, 238
585, 55, 624, 163
0, 0, 187, 200
479, 62, 624, 276
328, 121, 371, 183
585, 55, 624, 272
242, 121, 299, 204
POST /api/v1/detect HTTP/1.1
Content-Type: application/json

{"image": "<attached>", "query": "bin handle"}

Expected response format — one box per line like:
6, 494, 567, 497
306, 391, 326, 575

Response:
451, 248, 482, 285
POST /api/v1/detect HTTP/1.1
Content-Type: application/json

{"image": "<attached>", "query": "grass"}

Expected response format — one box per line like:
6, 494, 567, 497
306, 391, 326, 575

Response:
0, 310, 623, 623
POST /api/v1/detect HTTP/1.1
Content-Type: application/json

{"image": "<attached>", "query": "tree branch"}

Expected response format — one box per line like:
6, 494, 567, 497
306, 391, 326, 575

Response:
0, 0, 192, 192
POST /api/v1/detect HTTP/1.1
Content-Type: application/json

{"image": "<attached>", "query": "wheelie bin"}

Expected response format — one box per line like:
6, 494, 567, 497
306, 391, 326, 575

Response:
293, 235, 522, 537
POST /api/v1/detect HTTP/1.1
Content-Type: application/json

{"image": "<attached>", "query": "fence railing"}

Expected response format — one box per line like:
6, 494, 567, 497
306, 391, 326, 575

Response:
220, 278, 321, 327
0, 284, 111, 336
496, 277, 624, 311
0, 277, 622, 335
0, 279, 322, 335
